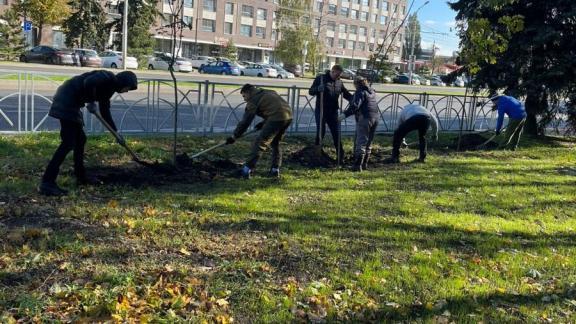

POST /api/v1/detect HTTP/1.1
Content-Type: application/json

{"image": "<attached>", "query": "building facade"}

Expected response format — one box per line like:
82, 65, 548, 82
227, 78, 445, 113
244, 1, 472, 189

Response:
2, 0, 407, 69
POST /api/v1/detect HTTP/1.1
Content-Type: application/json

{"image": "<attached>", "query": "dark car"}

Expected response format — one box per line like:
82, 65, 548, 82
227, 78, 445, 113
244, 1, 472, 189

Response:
355, 69, 380, 82
393, 75, 411, 84
20, 46, 78, 65
283, 63, 303, 77
74, 49, 102, 67
199, 61, 240, 75
341, 68, 356, 80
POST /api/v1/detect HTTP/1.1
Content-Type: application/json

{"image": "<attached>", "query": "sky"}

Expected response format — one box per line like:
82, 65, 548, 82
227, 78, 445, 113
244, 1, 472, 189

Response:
410, 0, 461, 56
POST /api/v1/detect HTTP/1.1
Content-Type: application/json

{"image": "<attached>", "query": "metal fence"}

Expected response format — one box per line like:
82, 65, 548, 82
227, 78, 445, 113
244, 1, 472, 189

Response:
0, 69, 513, 135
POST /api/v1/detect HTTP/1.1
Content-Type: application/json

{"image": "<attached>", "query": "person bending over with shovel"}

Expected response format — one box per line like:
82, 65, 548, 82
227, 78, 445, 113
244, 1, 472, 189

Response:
489, 93, 526, 150
39, 70, 138, 196
338, 76, 380, 172
226, 84, 293, 179
309, 65, 352, 163
384, 103, 439, 164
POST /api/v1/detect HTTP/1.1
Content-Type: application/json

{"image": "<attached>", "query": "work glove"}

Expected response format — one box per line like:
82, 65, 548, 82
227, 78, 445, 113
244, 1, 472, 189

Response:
337, 114, 346, 122
316, 84, 325, 93
86, 102, 97, 114
116, 134, 126, 146
254, 121, 265, 130
226, 136, 236, 145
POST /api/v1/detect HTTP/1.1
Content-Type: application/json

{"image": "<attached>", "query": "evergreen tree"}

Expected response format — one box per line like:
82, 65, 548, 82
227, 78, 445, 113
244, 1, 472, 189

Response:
0, 8, 26, 61
222, 39, 238, 61
62, 0, 108, 50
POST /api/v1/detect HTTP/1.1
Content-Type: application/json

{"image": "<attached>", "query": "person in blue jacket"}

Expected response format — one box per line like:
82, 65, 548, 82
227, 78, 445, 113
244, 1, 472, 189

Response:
490, 94, 527, 150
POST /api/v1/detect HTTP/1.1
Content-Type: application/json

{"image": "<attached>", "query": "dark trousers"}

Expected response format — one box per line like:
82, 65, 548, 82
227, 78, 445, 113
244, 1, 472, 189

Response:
354, 116, 378, 156
314, 109, 343, 158
42, 119, 87, 183
246, 119, 292, 170
392, 115, 431, 160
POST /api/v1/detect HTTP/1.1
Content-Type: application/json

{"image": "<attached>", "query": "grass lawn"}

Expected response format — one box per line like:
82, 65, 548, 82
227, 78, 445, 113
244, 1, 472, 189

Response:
1, 132, 575, 322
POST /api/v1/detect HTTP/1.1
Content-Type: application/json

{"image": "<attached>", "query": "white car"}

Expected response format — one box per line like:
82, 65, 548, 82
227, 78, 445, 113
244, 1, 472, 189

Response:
190, 55, 215, 69
99, 51, 138, 69
147, 53, 192, 72
242, 64, 278, 78
430, 77, 445, 86
269, 64, 295, 79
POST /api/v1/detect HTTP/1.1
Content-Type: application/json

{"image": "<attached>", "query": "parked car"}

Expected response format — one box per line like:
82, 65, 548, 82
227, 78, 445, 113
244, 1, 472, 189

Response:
242, 64, 278, 77
74, 49, 102, 67
414, 74, 430, 86
356, 69, 380, 82
453, 77, 465, 87
99, 51, 138, 69
268, 64, 294, 79
393, 74, 420, 85
147, 53, 192, 72
430, 76, 445, 86
283, 63, 302, 77
190, 55, 215, 69
20, 46, 78, 65
199, 61, 240, 75
341, 68, 356, 80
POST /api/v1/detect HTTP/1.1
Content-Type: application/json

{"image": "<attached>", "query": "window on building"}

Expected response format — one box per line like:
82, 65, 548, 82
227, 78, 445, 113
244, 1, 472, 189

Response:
203, 0, 216, 12
328, 4, 337, 15
257, 8, 267, 20
240, 24, 252, 37
340, 7, 349, 17
371, 14, 377, 23
224, 22, 233, 34
242, 5, 254, 18
314, 18, 321, 30
360, 12, 368, 21
327, 21, 336, 31
339, 23, 347, 33
359, 26, 367, 36
382, 1, 388, 11
256, 26, 266, 38
353, 0, 360, 4
202, 19, 215, 32
349, 25, 357, 35
338, 39, 346, 48
225, 2, 234, 14
316, 0, 323, 11
393, 3, 397, 12
380, 15, 386, 25
351, 9, 358, 19
361, 0, 369, 6
272, 30, 277, 40
357, 42, 365, 51
348, 40, 355, 50
184, 0, 193, 8
379, 30, 386, 38
325, 37, 334, 47
402, 5, 406, 14
371, 28, 376, 37
183, 16, 193, 26
372, 0, 379, 9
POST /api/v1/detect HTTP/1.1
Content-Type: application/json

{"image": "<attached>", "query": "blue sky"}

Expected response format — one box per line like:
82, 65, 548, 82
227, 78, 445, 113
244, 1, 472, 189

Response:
410, 0, 461, 56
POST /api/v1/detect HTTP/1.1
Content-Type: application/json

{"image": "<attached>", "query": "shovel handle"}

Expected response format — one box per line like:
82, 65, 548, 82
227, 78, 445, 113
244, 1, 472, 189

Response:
189, 128, 259, 159
92, 111, 142, 162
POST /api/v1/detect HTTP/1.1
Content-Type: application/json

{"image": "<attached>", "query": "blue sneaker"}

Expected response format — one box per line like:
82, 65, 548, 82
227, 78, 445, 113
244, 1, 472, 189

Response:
241, 166, 252, 179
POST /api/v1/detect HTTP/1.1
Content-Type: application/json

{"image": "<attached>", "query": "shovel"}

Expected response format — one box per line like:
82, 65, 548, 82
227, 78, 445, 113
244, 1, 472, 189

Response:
188, 128, 260, 159
92, 110, 156, 167
475, 131, 499, 150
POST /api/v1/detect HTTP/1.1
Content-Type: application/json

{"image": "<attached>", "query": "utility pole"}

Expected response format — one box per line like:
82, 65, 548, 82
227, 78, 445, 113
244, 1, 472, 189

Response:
407, 1, 429, 85
194, 0, 200, 56
122, 0, 128, 70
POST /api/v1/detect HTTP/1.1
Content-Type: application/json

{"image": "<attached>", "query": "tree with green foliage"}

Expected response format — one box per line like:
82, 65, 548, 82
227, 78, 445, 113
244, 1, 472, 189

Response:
222, 39, 238, 61
0, 8, 26, 61
274, 0, 315, 67
402, 13, 422, 60
450, 0, 576, 135
109, 0, 159, 67
14, 0, 71, 46
62, 0, 108, 50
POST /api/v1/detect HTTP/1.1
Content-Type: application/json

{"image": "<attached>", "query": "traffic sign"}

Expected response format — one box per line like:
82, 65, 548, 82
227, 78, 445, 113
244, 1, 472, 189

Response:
23, 21, 32, 32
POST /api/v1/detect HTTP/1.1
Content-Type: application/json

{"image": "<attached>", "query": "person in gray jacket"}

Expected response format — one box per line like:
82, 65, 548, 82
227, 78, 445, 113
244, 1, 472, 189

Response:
384, 103, 439, 164
339, 76, 380, 171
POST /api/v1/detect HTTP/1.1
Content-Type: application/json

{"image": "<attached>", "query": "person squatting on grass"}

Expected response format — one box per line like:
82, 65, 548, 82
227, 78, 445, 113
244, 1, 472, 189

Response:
39, 70, 138, 196
384, 104, 439, 164
308, 64, 353, 163
489, 94, 527, 150
338, 76, 380, 172
227, 84, 293, 179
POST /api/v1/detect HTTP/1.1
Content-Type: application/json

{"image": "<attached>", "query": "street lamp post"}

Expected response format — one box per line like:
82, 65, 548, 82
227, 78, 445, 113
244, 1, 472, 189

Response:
408, 0, 429, 85
122, 0, 128, 70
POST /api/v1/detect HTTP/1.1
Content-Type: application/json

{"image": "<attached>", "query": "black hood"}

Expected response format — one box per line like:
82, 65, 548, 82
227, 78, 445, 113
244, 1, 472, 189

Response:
115, 71, 138, 91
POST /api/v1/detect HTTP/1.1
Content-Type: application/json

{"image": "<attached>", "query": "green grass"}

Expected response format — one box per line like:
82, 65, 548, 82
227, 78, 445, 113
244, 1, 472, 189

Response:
1, 133, 576, 322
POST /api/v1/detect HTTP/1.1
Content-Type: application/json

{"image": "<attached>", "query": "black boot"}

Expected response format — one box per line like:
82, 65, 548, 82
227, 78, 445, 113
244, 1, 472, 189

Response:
352, 154, 364, 172
362, 152, 370, 170
38, 182, 68, 196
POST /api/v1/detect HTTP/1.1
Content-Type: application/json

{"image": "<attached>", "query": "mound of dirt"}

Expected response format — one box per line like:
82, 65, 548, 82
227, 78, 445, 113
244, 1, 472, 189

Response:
287, 145, 337, 168
88, 155, 241, 187
453, 133, 499, 151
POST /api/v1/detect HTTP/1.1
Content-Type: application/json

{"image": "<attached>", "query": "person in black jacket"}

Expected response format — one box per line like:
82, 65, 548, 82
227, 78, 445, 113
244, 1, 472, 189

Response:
39, 70, 138, 196
308, 65, 352, 162
339, 76, 380, 171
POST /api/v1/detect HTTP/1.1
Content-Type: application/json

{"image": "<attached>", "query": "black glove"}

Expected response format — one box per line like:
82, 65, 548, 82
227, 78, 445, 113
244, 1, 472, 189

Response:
86, 102, 97, 114
226, 136, 236, 145
255, 121, 265, 130
316, 84, 325, 93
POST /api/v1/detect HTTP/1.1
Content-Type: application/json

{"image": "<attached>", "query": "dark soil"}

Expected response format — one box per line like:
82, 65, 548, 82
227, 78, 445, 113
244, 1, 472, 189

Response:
452, 133, 499, 151
287, 145, 337, 168
87, 154, 241, 187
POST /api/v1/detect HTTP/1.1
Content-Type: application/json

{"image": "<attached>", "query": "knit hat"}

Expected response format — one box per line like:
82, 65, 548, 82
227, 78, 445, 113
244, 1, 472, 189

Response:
115, 71, 138, 91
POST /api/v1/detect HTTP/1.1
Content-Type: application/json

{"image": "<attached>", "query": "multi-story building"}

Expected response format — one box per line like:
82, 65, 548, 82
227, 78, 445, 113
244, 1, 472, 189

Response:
2, 0, 407, 69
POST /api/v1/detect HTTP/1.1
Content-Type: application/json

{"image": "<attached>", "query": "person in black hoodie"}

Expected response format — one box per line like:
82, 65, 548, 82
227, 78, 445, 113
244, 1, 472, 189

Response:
39, 70, 138, 196
308, 65, 352, 162
339, 76, 380, 171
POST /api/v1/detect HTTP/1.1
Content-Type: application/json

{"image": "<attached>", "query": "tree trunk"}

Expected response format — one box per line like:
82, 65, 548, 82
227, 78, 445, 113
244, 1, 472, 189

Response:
523, 88, 547, 136
36, 25, 43, 46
